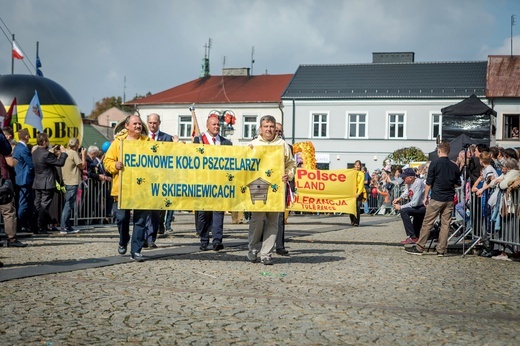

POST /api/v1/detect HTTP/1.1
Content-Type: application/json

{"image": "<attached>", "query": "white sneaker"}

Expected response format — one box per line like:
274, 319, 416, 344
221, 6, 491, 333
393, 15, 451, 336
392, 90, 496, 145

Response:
492, 254, 511, 261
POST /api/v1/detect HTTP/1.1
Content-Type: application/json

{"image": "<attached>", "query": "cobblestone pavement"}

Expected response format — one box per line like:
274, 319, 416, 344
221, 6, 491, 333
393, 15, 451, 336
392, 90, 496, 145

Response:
1, 212, 519, 345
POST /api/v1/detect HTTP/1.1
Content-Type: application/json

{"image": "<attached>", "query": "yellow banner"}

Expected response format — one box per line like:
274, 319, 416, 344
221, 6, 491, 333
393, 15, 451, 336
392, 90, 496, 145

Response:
119, 141, 285, 211
288, 168, 360, 214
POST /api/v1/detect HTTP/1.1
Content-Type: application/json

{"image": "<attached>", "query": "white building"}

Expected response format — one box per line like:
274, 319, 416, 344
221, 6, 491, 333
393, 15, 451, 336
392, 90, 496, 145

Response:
125, 68, 293, 146
280, 52, 496, 172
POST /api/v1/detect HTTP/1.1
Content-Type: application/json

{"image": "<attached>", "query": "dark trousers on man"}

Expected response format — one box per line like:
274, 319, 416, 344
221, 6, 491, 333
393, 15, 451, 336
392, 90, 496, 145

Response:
34, 189, 54, 231
349, 194, 363, 225
17, 185, 34, 230
399, 205, 426, 239
196, 211, 224, 246
276, 212, 286, 251
114, 202, 149, 256
145, 210, 161, 243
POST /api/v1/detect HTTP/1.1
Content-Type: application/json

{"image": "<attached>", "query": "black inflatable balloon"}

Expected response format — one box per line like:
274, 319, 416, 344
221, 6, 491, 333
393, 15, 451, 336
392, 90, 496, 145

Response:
0, 74, 83, 146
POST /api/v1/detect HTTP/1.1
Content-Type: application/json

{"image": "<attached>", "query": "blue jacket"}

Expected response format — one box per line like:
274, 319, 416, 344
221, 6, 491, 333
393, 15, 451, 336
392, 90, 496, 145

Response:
13, 142, 34, 186
152, 131, 174, 142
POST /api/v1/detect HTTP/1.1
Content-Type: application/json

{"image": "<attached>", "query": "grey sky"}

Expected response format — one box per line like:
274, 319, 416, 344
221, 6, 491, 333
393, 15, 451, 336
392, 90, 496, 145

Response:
1, 0, 519, 114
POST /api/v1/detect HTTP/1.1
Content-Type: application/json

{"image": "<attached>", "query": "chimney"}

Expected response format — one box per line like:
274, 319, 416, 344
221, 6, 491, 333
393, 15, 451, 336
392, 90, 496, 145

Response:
222, 67, 250, 76
372, 52, 415, 63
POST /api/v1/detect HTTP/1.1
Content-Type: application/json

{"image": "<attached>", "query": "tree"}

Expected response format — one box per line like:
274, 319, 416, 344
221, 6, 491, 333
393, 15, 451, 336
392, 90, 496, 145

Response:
385, 146, 428, 165
88, 96, 124, 119
88, 93, 153, 120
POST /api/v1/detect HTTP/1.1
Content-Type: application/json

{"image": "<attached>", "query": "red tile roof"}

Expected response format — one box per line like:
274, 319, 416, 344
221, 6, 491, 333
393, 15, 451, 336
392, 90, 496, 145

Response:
487, 55, 520, 97
126, 74, 293, 105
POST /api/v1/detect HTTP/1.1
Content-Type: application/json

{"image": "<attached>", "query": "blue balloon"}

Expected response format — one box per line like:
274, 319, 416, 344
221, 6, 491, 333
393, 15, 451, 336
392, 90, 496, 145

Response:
101, 141, 112, 153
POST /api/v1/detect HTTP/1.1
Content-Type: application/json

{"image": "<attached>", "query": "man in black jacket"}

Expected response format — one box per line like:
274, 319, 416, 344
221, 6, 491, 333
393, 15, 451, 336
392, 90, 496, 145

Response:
32, 133, 68, 235
406, 142, 460, 256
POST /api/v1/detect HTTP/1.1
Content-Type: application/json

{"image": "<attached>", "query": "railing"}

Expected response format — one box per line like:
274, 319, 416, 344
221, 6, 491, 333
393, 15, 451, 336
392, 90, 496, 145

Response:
365, 181, 405, 215
465, 187, 520, 252
72, 179, 113, 226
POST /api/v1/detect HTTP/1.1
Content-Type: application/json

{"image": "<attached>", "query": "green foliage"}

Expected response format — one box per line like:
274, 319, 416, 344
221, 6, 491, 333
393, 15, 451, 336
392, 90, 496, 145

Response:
385, 146, 428, 165
88, 96, 124, 119
88, 92, 151, 120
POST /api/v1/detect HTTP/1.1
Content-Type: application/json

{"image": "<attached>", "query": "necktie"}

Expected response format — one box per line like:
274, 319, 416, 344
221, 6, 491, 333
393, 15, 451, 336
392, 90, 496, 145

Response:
212, 137, 216, 144
152, 133, 156, 140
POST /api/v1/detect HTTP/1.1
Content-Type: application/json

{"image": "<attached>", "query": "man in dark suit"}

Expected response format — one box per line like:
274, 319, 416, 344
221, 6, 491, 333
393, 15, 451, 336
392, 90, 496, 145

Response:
32, 132, 68, 234
274, 122, 293, 256
193, 114, 232, 251
144, 113, 174, 248
12, 129, 35, 232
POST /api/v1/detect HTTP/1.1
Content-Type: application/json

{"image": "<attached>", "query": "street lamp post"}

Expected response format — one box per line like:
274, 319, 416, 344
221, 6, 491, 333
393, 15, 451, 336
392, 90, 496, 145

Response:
209, 110, 236, 136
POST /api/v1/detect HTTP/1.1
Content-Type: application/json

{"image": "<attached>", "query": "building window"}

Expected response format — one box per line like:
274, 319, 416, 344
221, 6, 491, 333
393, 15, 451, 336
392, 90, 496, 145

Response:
388, 113, 405, 139
348, 113, 367, 138
243, 116, 257, 139
432, 114, 442, 139
178, 115, 192, 138
504, 114, 520, 139
312, 113, 328, 138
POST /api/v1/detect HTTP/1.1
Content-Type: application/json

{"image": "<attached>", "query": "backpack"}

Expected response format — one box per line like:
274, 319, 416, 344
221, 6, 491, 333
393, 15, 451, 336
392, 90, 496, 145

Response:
0, 177, 14, 205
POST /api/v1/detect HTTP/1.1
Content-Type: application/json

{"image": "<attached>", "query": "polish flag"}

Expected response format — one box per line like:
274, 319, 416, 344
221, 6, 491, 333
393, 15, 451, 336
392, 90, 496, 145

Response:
12, 41, 24, 60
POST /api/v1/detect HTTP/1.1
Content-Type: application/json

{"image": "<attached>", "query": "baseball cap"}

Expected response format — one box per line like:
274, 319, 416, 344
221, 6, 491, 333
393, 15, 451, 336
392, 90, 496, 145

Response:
400, 168, 416, 179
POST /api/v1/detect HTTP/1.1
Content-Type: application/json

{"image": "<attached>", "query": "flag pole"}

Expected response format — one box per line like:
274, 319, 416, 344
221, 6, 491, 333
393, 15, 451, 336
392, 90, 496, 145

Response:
36, 41, 39, 75
11, 34, 15, 74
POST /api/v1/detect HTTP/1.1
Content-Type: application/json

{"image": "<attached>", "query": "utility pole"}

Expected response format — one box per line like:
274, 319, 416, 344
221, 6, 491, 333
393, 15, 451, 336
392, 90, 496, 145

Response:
251, 46, 255, 75
512, 14, 516, 56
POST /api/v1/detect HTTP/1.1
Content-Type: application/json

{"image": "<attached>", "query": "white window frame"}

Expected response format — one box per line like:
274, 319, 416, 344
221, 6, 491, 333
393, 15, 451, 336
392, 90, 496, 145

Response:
178, 115, 192, 139
387, 112, 406, 139
242, 115, 258, 139
311, 111, 329, 138
430, 113, 442, 140
346, 112, 368, 139
503, 113, 520, 140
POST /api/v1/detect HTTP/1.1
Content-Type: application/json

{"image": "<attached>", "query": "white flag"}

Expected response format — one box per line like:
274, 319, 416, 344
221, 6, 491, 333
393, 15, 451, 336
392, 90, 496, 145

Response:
24, 91, 44, 132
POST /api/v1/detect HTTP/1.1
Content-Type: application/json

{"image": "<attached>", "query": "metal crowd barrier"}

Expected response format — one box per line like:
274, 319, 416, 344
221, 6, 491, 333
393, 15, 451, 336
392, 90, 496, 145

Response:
71, 178, 113, 226
365, 181, 404, 215
452, 185, 520, 256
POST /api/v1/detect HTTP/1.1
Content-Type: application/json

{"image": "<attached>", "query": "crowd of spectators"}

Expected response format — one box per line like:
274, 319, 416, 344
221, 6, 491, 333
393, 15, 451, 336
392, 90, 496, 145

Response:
0, 127, 112, 238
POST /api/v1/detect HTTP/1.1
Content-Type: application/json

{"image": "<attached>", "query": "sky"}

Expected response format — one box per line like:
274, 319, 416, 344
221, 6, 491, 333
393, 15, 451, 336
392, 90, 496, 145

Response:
1, 0, 519, 116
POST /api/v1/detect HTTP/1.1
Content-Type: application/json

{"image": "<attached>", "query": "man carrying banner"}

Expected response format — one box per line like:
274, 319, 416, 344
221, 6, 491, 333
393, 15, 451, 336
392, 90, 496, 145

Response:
144, 113, 173, 248
104, 115, 151, 262
193, 114, 233, 251
247, 115, 296, 265
274, 122, 293, 256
